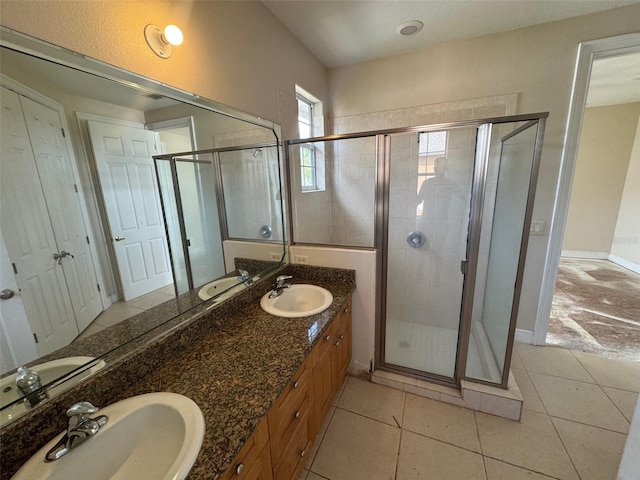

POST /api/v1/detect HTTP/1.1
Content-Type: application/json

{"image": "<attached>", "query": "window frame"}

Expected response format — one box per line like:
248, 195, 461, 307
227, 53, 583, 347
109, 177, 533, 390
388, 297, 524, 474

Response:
297, 94, 319, 192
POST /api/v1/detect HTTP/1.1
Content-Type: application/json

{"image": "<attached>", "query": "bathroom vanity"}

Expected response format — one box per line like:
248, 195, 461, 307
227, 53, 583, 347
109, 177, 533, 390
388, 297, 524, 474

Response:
0, 265, 355, 479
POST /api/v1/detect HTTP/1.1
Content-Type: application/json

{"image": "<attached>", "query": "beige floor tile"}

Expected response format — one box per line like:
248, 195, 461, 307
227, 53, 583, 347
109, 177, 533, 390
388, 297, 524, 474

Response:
552, 417, 627, 480
529, 372, 629, 433
310, 409, 400, 480
74, 320, 106, 341
93, 303, 144, 327
126, 291, 174, 311
402, 394, 481, 452
306, 407, 335, 469
476, 410, 579, 480
510, 350, 525, 370
572, 350, 640, 392
337, 377, 405, 426
602, 386, 639, 423
156, 284, 176, 296
484, 457, 559, 479
516, 344, 594, 383
396, 431, 486, 479
305, 473, 326, 480
511, 368, 546, 414
332, 375, 350, 406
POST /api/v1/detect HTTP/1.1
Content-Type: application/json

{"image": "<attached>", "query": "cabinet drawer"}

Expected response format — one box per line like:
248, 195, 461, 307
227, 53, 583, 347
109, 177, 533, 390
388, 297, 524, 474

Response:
272, 412, 311, 480
268, 361, 311, 463
221, 416, 270, 480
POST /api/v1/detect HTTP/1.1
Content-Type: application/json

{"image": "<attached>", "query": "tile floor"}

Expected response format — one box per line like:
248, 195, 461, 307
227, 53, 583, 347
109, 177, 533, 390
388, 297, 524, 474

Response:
74, 284, 175, 342
300, 343, 640, 480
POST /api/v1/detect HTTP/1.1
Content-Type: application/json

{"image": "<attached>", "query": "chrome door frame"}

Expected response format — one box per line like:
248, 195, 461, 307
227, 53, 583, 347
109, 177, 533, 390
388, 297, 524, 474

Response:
284, 113, 549, 388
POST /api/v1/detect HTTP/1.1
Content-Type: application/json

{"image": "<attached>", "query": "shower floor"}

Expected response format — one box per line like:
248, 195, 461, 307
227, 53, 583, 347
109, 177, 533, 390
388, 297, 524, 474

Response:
385, 319, 486, 379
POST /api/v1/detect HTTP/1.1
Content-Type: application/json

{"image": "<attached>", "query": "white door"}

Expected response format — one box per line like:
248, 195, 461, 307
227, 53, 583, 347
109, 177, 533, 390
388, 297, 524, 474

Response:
0, 87, 79, 355
20, 96, 102, 331
88, 121, 172, 300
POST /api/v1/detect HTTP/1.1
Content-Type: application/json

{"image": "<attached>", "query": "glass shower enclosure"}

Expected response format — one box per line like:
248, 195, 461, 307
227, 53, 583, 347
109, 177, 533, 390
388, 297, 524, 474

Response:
286, 114, 547, 389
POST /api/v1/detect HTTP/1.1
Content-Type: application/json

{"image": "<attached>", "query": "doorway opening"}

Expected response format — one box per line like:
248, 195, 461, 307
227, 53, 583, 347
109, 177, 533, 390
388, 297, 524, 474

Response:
536, 33, 640, 360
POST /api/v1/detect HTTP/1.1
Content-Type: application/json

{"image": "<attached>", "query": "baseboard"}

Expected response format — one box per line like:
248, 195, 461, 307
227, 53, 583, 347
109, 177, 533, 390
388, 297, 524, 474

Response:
561, 250, 609, 259
514, 329, 533, 344
608, 254, 640, 274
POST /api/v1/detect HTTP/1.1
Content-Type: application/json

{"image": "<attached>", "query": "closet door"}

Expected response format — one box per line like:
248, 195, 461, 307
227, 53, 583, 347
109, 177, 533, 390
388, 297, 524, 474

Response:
0, 87, 79, 356
20, 96, 102, 331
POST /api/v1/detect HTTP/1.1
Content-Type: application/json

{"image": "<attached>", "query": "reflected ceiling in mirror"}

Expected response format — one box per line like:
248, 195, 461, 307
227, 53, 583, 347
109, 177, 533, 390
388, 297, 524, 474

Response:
0, 28, 286, 421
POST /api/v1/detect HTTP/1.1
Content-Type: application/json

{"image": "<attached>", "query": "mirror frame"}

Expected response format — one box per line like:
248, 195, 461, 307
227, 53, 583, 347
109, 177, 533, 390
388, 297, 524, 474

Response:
0, 26, 287, 420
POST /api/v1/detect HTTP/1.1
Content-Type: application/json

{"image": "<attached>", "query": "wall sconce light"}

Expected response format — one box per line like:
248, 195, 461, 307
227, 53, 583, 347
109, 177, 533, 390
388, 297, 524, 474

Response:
144, 24, 183, 59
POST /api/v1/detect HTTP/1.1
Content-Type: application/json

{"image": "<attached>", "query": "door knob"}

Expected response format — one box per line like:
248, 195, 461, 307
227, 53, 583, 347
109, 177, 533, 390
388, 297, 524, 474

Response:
0, 289, 15, 300
114, 236, 127, 242
53, 251, 74, 265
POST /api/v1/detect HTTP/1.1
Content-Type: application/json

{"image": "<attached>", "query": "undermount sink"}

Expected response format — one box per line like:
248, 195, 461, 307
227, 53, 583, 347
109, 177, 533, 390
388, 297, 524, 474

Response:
13, 392, 205, 480
198, 276, 247, 302
0, 357, 106, 428
260, 284, 333, 318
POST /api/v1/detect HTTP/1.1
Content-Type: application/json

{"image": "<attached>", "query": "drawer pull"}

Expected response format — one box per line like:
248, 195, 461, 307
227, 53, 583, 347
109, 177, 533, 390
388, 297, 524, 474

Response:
299, 449, 306, 458
335, 341, 340, 346
339, 334, 344, 340
344, 307, 350, 314
294, 410, 301, 419
292, 380, 300, 389
235, 463, 244, 475
324, 335, 331, 341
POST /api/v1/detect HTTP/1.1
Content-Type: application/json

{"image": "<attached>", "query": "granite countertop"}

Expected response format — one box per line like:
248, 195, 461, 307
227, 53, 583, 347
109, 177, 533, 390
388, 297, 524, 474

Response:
118, 270, 354, 479
0, 264, 355, 479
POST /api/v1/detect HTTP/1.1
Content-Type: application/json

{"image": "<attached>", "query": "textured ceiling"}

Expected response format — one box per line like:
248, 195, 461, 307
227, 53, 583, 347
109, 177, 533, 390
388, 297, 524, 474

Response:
587, 53, 640, 107
263, 0, 639, 68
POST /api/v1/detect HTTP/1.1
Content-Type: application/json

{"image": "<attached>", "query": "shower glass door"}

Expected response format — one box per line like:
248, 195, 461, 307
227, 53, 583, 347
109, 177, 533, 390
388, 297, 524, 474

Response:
383, 126, 479, 380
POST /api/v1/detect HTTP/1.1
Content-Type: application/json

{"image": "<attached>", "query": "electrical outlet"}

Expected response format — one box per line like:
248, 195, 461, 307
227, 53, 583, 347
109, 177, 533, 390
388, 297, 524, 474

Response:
295, 255, 309, 265
270, 252, 282, 261
530, 221, 544, 235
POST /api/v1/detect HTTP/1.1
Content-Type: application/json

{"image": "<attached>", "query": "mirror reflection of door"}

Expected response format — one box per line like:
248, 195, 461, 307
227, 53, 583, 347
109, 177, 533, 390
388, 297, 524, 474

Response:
0, 86, 102, 358
88, 121, 173, 301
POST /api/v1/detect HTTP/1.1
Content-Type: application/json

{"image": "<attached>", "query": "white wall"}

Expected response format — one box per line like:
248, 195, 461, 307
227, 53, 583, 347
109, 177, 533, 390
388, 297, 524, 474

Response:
611, 116, 640, 272
326, 5, 640, 334
289, 246, 376, 375
0, 0, 328, 129
562, 103, 640, 256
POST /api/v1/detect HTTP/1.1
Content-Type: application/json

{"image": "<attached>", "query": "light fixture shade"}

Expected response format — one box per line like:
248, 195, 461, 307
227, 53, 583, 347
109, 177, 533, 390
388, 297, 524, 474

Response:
163, 25, 183, 46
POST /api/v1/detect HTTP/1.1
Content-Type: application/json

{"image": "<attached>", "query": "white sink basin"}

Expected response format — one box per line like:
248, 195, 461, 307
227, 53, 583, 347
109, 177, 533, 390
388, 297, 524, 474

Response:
198, 276, 247, 302
0, 357, 106, 427
13, 392, 205, 480
260, 284, 333, 318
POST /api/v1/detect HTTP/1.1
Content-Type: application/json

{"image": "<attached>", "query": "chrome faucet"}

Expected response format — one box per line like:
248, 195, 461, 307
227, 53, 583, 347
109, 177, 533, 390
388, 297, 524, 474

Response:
269, 275, 292, 299
238, 269, 253, 286
45, 401, 108, 462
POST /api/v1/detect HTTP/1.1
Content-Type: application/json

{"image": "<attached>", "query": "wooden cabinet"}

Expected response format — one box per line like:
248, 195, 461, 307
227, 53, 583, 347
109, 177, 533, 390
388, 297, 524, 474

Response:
221, 416, 272, 480
222, 294, 352, 480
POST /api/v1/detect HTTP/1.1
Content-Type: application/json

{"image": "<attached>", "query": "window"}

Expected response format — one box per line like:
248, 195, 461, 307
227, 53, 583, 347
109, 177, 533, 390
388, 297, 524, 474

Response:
297, 94, 318, 191
416, 131, 447, 217
417, 130, 447, 190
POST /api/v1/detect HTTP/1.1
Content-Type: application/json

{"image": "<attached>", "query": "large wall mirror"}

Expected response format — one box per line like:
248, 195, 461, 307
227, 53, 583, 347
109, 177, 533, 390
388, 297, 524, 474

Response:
0, 28, 286, 425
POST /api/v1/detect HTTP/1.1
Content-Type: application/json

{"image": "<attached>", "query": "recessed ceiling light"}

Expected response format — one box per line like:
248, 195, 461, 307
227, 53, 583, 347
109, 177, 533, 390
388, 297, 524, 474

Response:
396, 21, 424, 36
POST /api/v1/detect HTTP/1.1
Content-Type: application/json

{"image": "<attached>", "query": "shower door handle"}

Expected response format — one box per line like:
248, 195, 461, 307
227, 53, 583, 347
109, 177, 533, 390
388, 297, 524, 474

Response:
460, 260, 468, 274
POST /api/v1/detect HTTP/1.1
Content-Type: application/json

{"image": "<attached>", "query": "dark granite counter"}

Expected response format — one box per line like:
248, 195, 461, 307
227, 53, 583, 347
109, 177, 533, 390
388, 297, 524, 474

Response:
0, 264, 355, 480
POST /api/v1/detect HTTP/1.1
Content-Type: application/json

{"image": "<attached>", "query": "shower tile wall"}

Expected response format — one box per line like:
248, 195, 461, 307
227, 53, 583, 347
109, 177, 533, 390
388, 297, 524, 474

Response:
214, 129, 283, 242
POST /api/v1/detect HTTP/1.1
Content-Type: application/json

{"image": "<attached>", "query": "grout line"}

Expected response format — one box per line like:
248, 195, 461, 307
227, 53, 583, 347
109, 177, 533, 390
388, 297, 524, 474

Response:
473, 410, 484, 455
546, 414, 630, 436
600, 386, 637, 422
547, 412, 583, 480
334, 405, 401, 429
394, 427, 403, 480
401, 424, 483, 456
481, 454, 564, 480
523, 369, 549, 415
481, 453, 489, 479
307, 408, 336, 474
